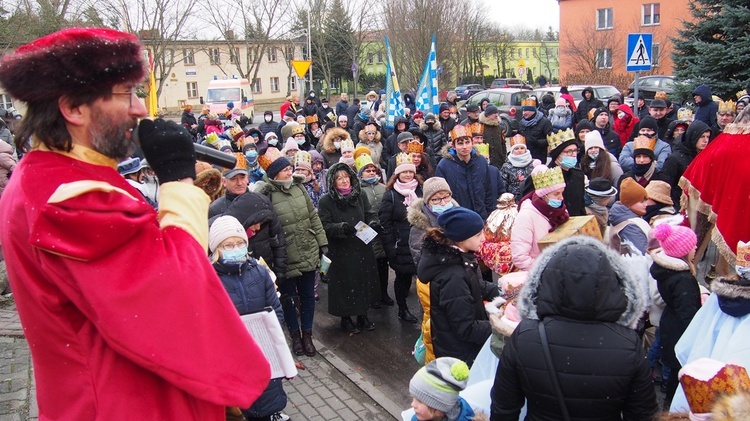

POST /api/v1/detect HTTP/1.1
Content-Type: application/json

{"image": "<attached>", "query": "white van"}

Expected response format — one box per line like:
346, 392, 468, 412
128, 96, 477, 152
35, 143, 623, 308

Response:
202, 78, 255, 123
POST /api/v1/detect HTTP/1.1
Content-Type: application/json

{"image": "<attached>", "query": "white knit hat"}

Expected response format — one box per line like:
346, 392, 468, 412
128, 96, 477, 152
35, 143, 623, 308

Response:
584, 130, 606, 152
209, 216, 248, 253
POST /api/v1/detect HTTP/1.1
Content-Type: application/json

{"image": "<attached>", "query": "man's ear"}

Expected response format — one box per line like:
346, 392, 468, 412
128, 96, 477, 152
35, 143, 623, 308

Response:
58, 96, 87, 127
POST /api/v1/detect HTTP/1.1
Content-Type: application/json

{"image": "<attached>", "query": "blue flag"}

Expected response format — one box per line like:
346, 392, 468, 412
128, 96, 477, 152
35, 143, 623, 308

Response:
415, 35, 439, 115
385, 36, 404, 130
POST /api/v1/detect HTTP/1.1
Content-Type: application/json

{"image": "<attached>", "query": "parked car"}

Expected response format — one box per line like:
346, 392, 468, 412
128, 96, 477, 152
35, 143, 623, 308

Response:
626, 75, 674, 99
460, 88, 534, 136
530, 85, 621, 107
490, 78, 533, 90
454, 84, 485, 100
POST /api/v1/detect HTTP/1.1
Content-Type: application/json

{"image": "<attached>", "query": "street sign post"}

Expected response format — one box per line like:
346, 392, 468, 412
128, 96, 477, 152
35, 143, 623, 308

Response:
517, 67, 526, 77
626, 33, 653, 115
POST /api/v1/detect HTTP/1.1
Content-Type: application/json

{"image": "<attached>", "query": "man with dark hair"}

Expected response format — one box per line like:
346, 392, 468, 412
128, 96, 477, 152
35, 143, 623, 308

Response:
0, 27, 270, 419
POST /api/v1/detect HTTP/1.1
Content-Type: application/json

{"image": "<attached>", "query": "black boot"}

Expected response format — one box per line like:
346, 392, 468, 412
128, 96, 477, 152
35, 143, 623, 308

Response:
341, 317, 361, 334
289, 330, 304, 356
398, 307, 418, 323
380, 295, 395, 306
356, 315, 375, 331
301, 331, 317, 357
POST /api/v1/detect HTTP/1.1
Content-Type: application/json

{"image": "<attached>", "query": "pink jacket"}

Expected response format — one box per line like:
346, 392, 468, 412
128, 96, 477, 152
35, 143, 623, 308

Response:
510, 198, 552, 270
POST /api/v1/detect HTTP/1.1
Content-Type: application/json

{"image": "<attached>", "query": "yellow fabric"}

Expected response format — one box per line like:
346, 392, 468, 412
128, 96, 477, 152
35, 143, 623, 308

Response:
35, 143, 118, 169
48, 180, 138, 204
416, 279, 435, 365
158, 182, 210, 250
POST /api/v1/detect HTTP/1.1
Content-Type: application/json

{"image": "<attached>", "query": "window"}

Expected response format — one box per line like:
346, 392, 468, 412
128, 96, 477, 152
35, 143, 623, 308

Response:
209, 48, 220, 65
596, 48, 612, 69
270, 77, 280, 92
186, 82, 198, 99
229, 48, 240, 65
532, 47, 537, 56
268, 48, 277, 63
375, 52, 382, 63
249, 47, 258, 63
183, 49, 195, 65
525, 48, 529, 58
289, 76, 296, 91
285, 46, 294, 61
252, 78, 261, 94
652, 43, 660, 67
167, 49, 174, 65
642, 3, 660, 26
597, 8, 614, 30
517, 48, 522, 57
510, 49, 514, 59
367, 53, 373, 65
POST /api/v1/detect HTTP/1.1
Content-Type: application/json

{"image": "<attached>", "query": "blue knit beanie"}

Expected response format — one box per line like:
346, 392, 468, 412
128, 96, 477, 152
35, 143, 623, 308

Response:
437, 207, 484, 242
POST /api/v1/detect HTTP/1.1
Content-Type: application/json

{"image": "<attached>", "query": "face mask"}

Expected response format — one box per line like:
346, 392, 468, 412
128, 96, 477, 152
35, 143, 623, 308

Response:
560, 156, 577, 169
296, 138, 306, 146
431, 202, 454, 214
548, 198, 563, 208
264, 116, 272, 122
450, 113, 457, 120
142, 174, 157, 184
617, 111, 625, 119
334, 141, 341, 149
268, 138, 278, 146
362, 176, 379, 184
588, 152, 599, 161
245, 150, 258, 160
310, 93, 315, 98
221, 246, 248, 263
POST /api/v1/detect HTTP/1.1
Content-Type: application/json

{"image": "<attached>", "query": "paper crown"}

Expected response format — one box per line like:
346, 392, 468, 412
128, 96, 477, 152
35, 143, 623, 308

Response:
355, 154, 375, 173
340, 139, 355, 152
468, 122, 484, 136
291, 124, 305, 135
406, 139, 424, 154
205, 132, 220, 146
353, 146, 371, 160
654, 91, 668, 100
718, 99, 737, 114
500, 271, 528, 301
677, 108, 694, 121
475, 143, 489, 157
449, 125, 471, 141
633, 135, 657, 151
737, 240, 750, 268
294, 150, 312, 169
546, 128, 575, 152
395, 152, 413, 167
679, 358, 750, 414
229, 126, 244, 142
258, 147, 283, 171
531, 165, 564, 191
510, 134, 526, 147
737, 89, 748, 99
305, 114, 319, 124
521, 98, 537, 107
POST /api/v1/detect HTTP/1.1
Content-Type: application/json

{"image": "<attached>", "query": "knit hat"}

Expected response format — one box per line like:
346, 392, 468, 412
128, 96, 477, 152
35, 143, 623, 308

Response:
437, 207, 484, 242
282, 138, 299, 153
259, 147, 292, 180
531, 164, 566, 197
425, 113, 437, 123
265, 131, 278, 142
226, 102, 235, 110
619, 177, 648, 208
584, 130, 606, 152
439, 103, 451, 113
338, 114, 348, 122
397, 131, 414, 143
294, 150, 312, 171
652, 223, 697, 258
590, 107, 609, 121
585, 177, 617, 197
555, 98, 567, 107
422, 177, 451, 202
0, 28, 146, 105
355, 154, 376, 176
394, 153, 416, 176
353, 146, 371, 160
209, 215, 248, 254
117, 157, 145, 176
409, 357, 469, 416
645, 180, 673, 206
309, 149, 324, 167
638, 116, 659, 133
340, 139, 355, 153
485, 105, 499, 116
466, 104, 480, 113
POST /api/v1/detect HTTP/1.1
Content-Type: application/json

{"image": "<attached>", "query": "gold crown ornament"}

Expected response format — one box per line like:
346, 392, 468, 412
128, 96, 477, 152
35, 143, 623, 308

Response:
395, 152, 413, 167
305, 114, 319, 124
633, 135, 657, 151
531, 165, 564, 191
353, 146, 371, 160
258, 146, 283, 171
654, 91, 668, 100
449, 125, 471, 142
355, 154, 375, 173
510, 134, 526, 147
737, 240, 750, 268
546, 128, 575, 152
406, 140, 424, 154
475, 143, 490, 157
677, 108, 694, 121
736, 89, 748, 99
718, 99, 737, 115
291, 124, 306, 135
468, 122, 484, 136
229, 126, 245, 142
340, 139, 355, 151
294, 150, 312, 169
679, 358, 750, 414
521, 97, 537, 107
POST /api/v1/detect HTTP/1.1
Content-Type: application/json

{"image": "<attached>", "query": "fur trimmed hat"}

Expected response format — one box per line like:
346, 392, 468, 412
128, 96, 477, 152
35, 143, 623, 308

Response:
0, 28, 146, 104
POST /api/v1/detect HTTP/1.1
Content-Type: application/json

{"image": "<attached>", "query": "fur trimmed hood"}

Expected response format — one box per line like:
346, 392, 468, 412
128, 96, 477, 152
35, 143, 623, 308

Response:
518, 235, 647, 329
357, 127, 382, 144
321, 127, 351, 154
407, 198, 460, 231
649, 248, 690, 272
478, 112, 501, 126
419, 120, 442, 132
711, 276, 750, 318
325, 162, 362, 205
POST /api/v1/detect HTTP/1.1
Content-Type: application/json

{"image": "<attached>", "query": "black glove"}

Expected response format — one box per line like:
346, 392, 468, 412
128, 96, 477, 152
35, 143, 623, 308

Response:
341, 223, 357, 237
367, 220, 380, 231
138, 118, 196, 184
319, 246, 329, 257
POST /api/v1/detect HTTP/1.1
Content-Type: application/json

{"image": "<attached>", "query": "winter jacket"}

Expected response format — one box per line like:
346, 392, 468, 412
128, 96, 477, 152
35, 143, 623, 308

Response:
259, 174, 327, 278
500, 160, 534, 203
650, 249, 701, 369
383, 117, 409, 159
518, 111, 553, 162
181, 111, 198, 137
221, 191, 287, 278
213, 258, 287, 419
209, 190, 246, 218
614, 104, 639, 147
582, 151, 624, 187
548, 107, 573, 132
550, 163, 586, 216
440, 116, 457, 137
356, 128, 384, 169
318, 163, 380, 316
608, 202, 649, 255
319, 127, 349, 169
257, 120, 277, 138
435, 145, 495, 219
595, 124, 623, 158
574, 87, 604, 124
510, 198, 552, 271
420, 121, 449, 164
417, 235, 500, 365
692, 84, 719, 128
478, 112, 507, 168
379, 186, 423, 274
0, 140, 16, 196
407, 198, 457, 266
491, 236, 656, 421
360, 180, 387, 259
618, 137, 672, 173
335, 99, 349, 118
656, 121, 710, 211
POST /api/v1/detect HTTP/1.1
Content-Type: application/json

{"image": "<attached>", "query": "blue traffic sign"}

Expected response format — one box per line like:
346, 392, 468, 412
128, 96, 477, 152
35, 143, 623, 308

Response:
626, 33, 653, 72
351, 64, 358, 72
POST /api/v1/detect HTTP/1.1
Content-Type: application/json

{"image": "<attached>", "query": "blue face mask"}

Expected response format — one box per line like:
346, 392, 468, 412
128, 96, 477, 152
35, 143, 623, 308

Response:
588, 152, 599, 161
431, 202, 454, 214
268, 138, 278, 146
362, 176, 379, 184
296, 138, 306, 146
560, 156, 577, 169
221, 247, 248, 263
245, 150, 258, 159
548, 199, 563, 208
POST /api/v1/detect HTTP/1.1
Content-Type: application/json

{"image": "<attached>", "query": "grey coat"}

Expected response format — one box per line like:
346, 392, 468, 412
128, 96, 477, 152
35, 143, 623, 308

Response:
406, 198, 460, 266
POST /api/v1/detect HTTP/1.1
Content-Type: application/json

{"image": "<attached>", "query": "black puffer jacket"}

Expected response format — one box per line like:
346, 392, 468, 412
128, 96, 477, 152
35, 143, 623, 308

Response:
574, 87, 604, 124
417, 234, 499, 365
420, 121, 448, 164
379, 185, 423, 274
491, 236, 657, 421
656, 120, 710, 211
518, 111, 553, 161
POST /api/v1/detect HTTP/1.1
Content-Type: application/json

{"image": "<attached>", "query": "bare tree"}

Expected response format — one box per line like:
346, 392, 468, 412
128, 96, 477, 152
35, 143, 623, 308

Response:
488, 25, 514, 79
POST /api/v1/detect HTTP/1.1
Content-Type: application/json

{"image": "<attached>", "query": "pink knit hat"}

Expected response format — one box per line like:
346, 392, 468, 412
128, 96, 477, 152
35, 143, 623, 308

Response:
652, 223, 697, 258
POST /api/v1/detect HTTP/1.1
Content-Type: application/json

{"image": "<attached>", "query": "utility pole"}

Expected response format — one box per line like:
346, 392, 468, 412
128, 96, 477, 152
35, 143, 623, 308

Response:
307, 7, 312, 94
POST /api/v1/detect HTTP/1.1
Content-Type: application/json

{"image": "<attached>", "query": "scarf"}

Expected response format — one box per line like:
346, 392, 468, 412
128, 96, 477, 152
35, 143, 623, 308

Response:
394, 178, 419, 207
634, 161, 656, 185
508, 151, 532, 168
520, 111, 543, 128
336, 185, 353, 196
525, 192, 570, 231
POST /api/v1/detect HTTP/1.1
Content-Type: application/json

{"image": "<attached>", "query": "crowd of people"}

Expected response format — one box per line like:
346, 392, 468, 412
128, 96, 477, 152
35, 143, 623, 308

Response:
1, 27, 749, 421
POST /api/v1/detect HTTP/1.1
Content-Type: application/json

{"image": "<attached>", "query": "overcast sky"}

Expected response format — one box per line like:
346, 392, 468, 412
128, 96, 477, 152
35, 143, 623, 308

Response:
487, 0, 560, 31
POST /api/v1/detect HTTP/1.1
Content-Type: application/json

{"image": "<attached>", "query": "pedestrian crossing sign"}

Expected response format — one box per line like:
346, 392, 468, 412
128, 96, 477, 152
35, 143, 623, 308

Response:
626, 33, 653, 72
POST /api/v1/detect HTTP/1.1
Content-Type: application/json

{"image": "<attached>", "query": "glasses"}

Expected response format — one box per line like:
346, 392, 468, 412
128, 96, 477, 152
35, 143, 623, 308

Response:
111, 88, 137, 107
220, 240, 247, 251
429, 194, 452, 205
560, 148, 578, 157
366, 131, 376, 135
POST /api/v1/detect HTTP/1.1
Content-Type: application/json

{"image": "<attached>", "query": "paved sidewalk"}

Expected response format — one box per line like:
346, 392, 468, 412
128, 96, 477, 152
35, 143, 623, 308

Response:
0, 300, 398, 420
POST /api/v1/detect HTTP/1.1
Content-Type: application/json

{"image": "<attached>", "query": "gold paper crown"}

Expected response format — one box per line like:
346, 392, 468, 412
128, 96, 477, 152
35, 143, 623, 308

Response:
654, 91, 668, 100
291, 124, 305, 135
468, 122, 484, 136
521, 98, 537, 107
633, 135, 657, 151
475, 143, 489, 157
340, 139, 355, 151
353, 146, 371, 160
294, 150, 312, 169
449, 125, 471, 141
736, 89, 747, 99
395, 152, 413, 167
406, 140, 424, 154
546, 128, 575, 152
229, 126, 245, 141
677, 108, 694, 121
233, 152, 248, 171
510, 134, 526, 147
718, 99, 737, 114
531, 166, 564, 191
258, 147, 283, 171
737, 240, 750, 268
305, 114, 319, 124
355, 154, 375, 173
680, 359, 750, 414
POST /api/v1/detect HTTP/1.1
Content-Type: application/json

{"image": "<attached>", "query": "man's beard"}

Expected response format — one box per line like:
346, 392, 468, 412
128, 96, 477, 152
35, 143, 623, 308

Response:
89, 108, 137, 160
